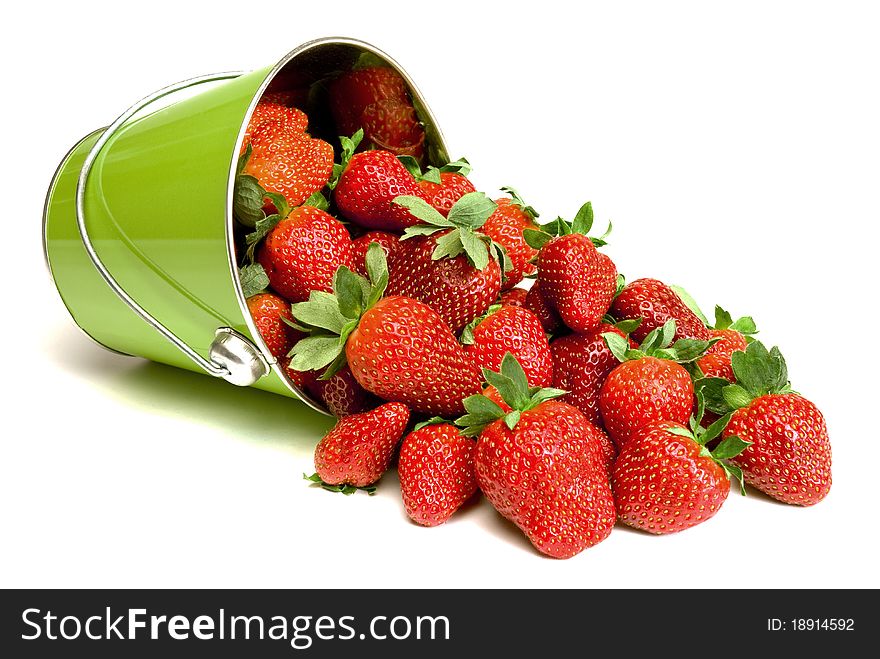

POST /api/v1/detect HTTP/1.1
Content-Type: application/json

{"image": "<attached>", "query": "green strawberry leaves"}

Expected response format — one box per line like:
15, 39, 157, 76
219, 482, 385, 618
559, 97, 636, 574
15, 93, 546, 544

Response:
288, 243, 389, 378
602, 319, 717, 364
238, 263, 270, 299
669, 284, 710, 326
303, 472, 377, 496
327, 129, 364, 190
694, 340, 793, 416
499, 186, 539, 220
523, 200, 612, 250
455, 353, 567, 436
398, 156, 472, 184
712, 305, 758, 336
394, 192, 499, 271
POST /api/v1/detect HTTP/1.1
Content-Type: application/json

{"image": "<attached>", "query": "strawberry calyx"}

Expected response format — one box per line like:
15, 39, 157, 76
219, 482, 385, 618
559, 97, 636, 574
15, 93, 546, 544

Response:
327, 129, 365, 190
286, 243, 389, 379
663, 392, 752, 494
413, 416, 454, 431
455, 353, 567, 436
459, 304, 502, 345
303, 472, 377, 496
695, 340, 794, 416
393, 192, 506, 272
239, 263, 270, 298
523, 201, 612, 251
711, 304, 758, 336
600, 314, 642, 336
602, 319, 717, 364
499, 186, 539, 220
397, 155, 472, 184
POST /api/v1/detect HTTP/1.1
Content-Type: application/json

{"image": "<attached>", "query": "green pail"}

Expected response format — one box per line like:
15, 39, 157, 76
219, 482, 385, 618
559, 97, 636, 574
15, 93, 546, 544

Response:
43, 37, 450, 414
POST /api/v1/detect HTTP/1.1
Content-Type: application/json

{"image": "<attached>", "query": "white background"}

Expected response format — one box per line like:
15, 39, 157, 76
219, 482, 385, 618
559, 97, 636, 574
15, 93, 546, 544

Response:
2, 0, 878, 588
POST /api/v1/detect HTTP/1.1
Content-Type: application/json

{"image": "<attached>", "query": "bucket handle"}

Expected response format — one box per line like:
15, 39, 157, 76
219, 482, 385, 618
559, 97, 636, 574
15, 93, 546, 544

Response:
75, 72, 270, 387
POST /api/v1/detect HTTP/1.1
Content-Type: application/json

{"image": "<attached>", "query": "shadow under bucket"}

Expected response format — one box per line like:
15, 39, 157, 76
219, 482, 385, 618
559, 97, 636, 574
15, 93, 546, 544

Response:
43, 37, 451, 415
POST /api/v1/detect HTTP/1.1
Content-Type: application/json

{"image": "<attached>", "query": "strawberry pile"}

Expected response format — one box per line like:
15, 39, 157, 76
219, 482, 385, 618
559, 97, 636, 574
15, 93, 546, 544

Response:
234, 61, 832, 559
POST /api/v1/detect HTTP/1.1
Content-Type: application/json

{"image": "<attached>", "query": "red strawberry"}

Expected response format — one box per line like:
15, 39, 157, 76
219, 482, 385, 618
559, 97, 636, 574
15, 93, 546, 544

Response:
329, 67, 410, 138
362, 99, 425, 159
243, 102, 308, 149
351, 231, 402, 278
551, 322, 633, 427
613, 419, 748, 534
481, 189, 540, 290
398, 422, 477, 526
242, 136, 334, 208
598, 321, 712, 448
347, 297, 483, 415
288, 245, 483, 417
499, 287, 528, 307
696, 305, 757, 381
458, 355, 615, 559
257, 206, 355, 302
305, 364, 379, 418
611, 278, 710, 344
312, 402, 410, 488
246, 292, 302, 360
523, 280, 561, 334
417, 171, 477, 217
334, 150, 426, 231
704, 341, 832, 506
386, 233, 501, 333
462, 306, 553, 387
283, 358, 317, 396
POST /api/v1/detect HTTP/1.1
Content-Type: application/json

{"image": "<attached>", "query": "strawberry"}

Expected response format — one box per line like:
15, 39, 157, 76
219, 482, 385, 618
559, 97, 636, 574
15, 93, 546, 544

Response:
499, 287, 528, 307
333, 147, 426, 231
550, 320, 640, 427
698, 341, 832, 506
243, 102, 308, 150
385, 193, 504, 332
246, 291, 302, 360
241, 136, 334, 208
457, 355, 615, 559
361, 99, 425, 159
696, 305, 758, 381
328, 66, 410, 138
531, 202, 617, 332
611, 278, 710, 344
523, 280, 562, 334
482, 188, 540, 289
612, 411, 750, 534
305, 364, 379, 418
310, 402, 410, 490
257, 205, 355, 303
287, 245, 483, 416
462, 305, 553, 387
599, 320, 713, 448
351, 231, 402, 278
398, 421, 478, 526
404, 158, 476, 217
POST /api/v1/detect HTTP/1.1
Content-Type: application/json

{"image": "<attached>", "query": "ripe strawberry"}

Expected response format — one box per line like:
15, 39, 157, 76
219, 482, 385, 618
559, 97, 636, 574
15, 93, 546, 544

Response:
551, 321, 639, 427
305, 364, 379, 418
361, 99, 425, 159
462, 305, 553, 387
398, 422, 478, 526
696, 305, 757, 381
387, 234, 501, 333
386, 193, 503, 332
481, 188, 540, 289
283, 357, 317, 396
328, 66, 410, 138
457, 355, 615, 559
351, 231, 402, 278
499, 287, 528, 307
257, 206, 355, 302
613, 418, 749, 534
246, 292, 302, 360
700, 341, 832, 506
311, 402, 410, 488
523, 280, 562, 334
243, 102, 308, 149
417, 171, 476, 217
287, 244, 483, 417
334, 150, 425, 230
242, 135, 334, 208
599, 320, 713, 448
611, 278, 710, 344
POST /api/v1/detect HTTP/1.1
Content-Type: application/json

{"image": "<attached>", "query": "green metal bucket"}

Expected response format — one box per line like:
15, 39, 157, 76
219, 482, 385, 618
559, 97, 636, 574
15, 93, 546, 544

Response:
43, 37, 450, 414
